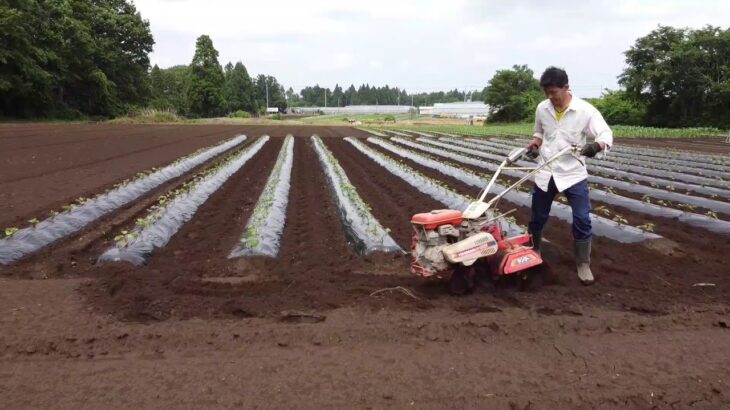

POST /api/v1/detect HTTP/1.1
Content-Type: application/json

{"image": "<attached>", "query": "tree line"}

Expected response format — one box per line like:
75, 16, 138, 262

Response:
293, 85, 485, 107
149, 35, 286, 118
1, 0, 154, 118
1, 1, 727, 128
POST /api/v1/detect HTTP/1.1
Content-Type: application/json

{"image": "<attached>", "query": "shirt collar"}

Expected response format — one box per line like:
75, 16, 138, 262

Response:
544, 92, 578, 113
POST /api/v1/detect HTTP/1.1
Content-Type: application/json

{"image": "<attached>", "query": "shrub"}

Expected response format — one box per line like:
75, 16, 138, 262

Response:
227, 110, 251, 118
110, 108, 181, 123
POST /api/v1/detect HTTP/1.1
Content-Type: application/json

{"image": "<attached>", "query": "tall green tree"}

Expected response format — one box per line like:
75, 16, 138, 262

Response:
0, 0, 153, 118
186, 35, 225, 118
150, 64, 189, 114
223, 61, 256, 113
253, 74, 286, 112
300, 84, 327, 106
285, 87, 301, 106
0, 0, 54, 117
619, 25, 730, 128
484, 65, 542, 122
589, 89, 645, 125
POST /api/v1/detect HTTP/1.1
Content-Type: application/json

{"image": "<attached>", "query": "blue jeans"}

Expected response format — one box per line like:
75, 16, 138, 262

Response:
528, 178, 592, 240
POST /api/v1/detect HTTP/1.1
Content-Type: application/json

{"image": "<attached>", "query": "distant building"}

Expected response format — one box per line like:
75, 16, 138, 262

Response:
419, 102, 490, 119
295, 105, 415, 115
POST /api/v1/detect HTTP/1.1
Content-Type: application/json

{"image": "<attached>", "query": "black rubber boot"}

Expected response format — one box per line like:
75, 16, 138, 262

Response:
575, 238, 595, 285
531, 231, 542, 256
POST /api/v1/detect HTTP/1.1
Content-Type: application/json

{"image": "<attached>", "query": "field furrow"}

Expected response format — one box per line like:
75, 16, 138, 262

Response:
230, 135, 295, 258
98, 137, 270, 265
312, 136, 401, 255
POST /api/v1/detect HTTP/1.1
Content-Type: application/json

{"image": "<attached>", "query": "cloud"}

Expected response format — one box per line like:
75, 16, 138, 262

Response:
135, 0, 729, 97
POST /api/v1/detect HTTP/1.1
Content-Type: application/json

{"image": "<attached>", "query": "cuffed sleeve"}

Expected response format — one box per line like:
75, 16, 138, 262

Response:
585, 109, 612, 156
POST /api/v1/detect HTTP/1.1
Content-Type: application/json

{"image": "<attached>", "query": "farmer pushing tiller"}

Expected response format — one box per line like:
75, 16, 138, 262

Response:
410, 67, 613, 293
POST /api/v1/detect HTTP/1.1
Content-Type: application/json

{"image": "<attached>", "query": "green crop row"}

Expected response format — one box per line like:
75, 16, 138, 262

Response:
371, 123, 728, 139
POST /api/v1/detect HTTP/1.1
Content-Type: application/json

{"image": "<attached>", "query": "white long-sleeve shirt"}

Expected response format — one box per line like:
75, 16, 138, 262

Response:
533, 95, 613, 192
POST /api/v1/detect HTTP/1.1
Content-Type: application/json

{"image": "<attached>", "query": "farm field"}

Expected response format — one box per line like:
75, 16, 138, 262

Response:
1, 124, 729, 408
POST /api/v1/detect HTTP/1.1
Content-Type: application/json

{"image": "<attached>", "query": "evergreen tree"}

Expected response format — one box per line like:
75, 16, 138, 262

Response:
186, 35, 225, 118
223, 61, 256, 113
253, 74, 286, 112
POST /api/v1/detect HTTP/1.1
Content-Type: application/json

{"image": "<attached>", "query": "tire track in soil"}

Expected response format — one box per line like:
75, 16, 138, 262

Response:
363, 138, 730, 312
3, 136, 268, 278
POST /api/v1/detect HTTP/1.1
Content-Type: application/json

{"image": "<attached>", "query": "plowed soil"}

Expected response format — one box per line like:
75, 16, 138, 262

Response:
1, 124, 728, 409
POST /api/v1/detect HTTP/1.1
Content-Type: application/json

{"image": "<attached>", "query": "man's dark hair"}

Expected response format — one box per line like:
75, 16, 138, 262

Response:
540, 67, 569, 88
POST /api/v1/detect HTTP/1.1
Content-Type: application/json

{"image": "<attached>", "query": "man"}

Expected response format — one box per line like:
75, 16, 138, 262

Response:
525, 67, 613, 285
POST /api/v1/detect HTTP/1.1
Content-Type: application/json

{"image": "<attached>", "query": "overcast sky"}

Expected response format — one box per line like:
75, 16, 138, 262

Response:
135, 0, 729, 97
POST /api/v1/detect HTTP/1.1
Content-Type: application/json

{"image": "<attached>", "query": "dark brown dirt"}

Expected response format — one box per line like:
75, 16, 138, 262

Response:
1, 125, 729, 408
0, 136, 270, 277
0, 123, 356, 228
619, 136, 730, 155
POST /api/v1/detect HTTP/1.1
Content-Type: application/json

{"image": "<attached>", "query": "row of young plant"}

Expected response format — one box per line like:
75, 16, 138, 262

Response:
367, 137, 662, 243
343, 138, 524, 236
487, 136, 729, 176
0, 135, 248, 265
428, 137, 730, 211
549, 139, 727, 173
498, 135, 730, 166
415, 128, 728, 165
382, 123, 727, 140
97, 136, 270, 266
447, 137, 730, 196
374, 128, 411, 137
311, 136, 401, 255
229, 135, 295, 258
391, 137, 730, 235
394, 129, 436, 138
355, 127, 387, 137
462, 137, 729, 189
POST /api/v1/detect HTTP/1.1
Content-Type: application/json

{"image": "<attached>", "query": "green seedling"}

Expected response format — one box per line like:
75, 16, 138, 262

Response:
637, 222, 656, 232
4, 227, 19, 238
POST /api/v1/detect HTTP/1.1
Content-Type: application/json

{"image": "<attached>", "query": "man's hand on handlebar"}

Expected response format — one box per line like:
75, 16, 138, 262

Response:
580, 142, 604, 158
525, 140, 541, 160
